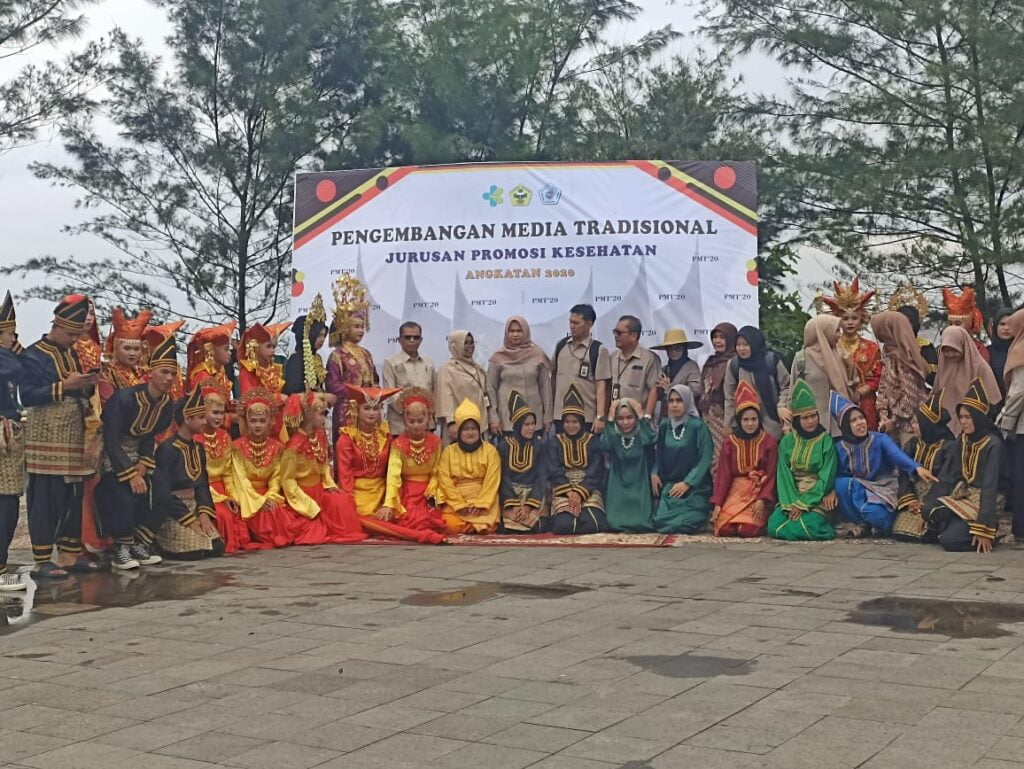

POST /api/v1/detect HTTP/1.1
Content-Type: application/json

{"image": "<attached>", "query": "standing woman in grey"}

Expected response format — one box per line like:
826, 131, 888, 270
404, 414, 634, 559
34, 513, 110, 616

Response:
435, 331, 488, 442
723, 326, 791, 439
487, 316, 553, 435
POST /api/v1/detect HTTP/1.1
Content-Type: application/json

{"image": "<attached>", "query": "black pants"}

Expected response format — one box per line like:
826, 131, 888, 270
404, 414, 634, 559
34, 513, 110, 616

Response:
552, 508, 608, 535
0, 495, 18, 569
931, 506, 973, 552
1009, 439, 1024, 536
95, 473, 161, 542
26, 474, 83, 563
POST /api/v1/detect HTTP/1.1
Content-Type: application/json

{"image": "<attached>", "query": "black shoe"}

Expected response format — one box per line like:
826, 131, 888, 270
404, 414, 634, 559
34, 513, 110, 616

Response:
111, 545, 140, 571
129, 542, 162, 566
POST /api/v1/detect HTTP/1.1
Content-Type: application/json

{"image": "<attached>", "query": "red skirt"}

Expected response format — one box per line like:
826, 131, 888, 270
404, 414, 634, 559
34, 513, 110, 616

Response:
397, 479, 446, 535
244, 483, 296, 548
210, 480, 269, 554
297, 483, 367, 545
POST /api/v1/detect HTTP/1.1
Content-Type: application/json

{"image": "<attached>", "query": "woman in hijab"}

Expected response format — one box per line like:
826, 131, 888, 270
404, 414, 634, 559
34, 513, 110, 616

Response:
711, 380, 778, 538
789, 315, 852, 436
935, 326, 1001, 436
996, 308, 1024, 537
897, 305, 938, 387
830, 391, 932, 538
549, 385, 608, 535
893, 392, 960, 541
436, 330, 488, 442
599, 397, 657, 532
700, 322, 738, 470
927, 379, 1003, 553
872, 311, 929, 443
767, 379, 839, 541
988, 307, 1014, 399
650, 385, 713, 533
435, 399, 501, 534
487, 317, 553, 436
497, 391, 550, 534
723, 326, 791, 439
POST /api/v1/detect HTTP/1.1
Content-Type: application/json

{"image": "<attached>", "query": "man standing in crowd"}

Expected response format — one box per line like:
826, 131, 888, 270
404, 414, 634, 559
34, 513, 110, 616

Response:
95, 332, 178, 570
552, 304, 612, 433
0, 292, 26, 590
19, 295, 99, 578
381, 321, 437, 435
609, 314, 660, 419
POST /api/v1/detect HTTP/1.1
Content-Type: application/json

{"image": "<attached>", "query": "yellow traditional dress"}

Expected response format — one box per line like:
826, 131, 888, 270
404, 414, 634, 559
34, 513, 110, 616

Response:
231, 436, 292, 548
436, 399, 501, 534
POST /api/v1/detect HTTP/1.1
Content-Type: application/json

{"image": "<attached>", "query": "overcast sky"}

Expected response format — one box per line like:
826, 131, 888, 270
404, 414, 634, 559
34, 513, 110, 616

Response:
0, 0, 831, 341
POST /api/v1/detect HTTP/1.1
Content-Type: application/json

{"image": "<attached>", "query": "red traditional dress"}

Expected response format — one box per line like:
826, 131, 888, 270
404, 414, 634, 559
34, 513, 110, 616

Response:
280, 424, 367, 545
711, 382, 778, 537
335, 387, 445, 544
197, 426, 266, 554
237, 322, 290, 396
187, 321, 237, 428
820, 276, 882, 430
231, 436, 294, 547
385, 433, 446, 535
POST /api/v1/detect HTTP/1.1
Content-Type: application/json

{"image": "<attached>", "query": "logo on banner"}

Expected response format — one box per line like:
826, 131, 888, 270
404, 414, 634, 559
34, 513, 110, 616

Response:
509, 184, 533, 207
481, 185, 503, 207
539, 183, 561, 205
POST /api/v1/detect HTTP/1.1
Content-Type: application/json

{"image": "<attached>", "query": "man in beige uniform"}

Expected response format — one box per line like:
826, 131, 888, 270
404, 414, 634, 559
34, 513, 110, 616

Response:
609, 314, 660, 419
552, 304, 612, 433
381, 322, 436, 435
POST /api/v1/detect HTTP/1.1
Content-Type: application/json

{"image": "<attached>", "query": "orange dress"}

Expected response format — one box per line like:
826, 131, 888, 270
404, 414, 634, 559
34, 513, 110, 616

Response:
238, 360, 284, 395
335, 425, 445, 544
231, 437, 295, 548
280, 429, 367, 545
197, 429, 266, 554
74, 336, 106, 555
839, 335, 882, 430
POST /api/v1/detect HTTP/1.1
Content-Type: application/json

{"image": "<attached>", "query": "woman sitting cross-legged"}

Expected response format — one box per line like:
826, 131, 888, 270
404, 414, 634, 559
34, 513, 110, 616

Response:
829, 391, 936, 538
767, 379, 839, 541
925, 377, 1003, 554
549, 384, 608, 535
711, 380, 778, 538
498, 390, 551, 534
650, 385, 713, 534
891, 391, 959, 542
436, 399, 502, 534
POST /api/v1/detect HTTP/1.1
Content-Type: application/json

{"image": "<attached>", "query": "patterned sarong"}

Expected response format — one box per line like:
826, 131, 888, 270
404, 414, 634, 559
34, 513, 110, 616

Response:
24, 398, 92, 477
0, 417, 25, 495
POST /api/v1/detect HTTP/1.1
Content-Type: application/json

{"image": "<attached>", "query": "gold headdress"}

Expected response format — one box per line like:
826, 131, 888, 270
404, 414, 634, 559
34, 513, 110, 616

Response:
815, 276, 876, 323
303, 294, 327, 391
330, 274, 370, 347
888, 282, 929, 319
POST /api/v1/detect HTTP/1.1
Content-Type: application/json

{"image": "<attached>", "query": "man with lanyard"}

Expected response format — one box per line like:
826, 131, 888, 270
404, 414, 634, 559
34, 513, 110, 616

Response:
551, 304, 612, 433
609, 314, 660, 420
19, 295, 99, 579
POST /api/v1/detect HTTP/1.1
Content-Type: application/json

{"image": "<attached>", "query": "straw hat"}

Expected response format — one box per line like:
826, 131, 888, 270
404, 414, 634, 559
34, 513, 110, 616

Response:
651, 329, 703, 351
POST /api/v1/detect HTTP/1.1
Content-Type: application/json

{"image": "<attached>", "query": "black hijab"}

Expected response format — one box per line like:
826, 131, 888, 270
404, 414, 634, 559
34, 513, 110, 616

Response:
736, 326, 779, 423
839, 408, 869, 445
457, 418, 483, 453
793, 413, 826, 440
988, 307, 1013, 391
732, 406, 764, 440
898, 306, 921, 336
665, 351, 689, 381
959, 402, 996, 443
916, 407, 954, 446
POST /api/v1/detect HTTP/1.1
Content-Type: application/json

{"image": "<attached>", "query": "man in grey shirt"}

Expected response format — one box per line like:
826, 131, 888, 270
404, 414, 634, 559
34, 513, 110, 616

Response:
552, 304, 612, 433
381, 321, 436, 435
609, 314, 660, 419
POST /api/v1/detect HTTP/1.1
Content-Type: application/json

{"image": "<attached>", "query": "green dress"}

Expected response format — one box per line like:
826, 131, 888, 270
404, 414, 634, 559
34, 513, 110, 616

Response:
767, 430, 838, 541
653, 418, 713, 533
599, 419, 657, 532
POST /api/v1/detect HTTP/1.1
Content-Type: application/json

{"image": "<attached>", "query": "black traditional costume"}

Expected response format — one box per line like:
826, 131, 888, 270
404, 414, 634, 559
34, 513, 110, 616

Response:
497, 390, 549, 533
0, 292, 25, 585
549, 384, 607, 535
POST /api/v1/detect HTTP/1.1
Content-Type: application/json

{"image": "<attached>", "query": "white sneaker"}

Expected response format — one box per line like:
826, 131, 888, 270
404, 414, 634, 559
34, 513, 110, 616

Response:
111, 544, 140, 571
0, 572, 26, 591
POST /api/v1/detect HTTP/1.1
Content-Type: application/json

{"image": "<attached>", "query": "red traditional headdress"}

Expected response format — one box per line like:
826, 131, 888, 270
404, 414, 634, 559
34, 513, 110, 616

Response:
396, 386, 433, 416
818, 276, 876, 321
144, 320, 186, 349
186, 320, 238, 376
239, 321, 291, 366
105, 307, 154, 355
282, 391, 320, 431
942, 287, 984, 334
238, 387, 278, 420
734, 379, 761, 414
200, 385, 227, 406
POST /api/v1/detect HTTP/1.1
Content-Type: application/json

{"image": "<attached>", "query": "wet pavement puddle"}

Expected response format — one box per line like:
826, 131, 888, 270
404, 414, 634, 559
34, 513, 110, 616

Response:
0, 568, 235, 635
847, 596, 1024, 638
401, 581, 587, 607
619, 653, 754, 678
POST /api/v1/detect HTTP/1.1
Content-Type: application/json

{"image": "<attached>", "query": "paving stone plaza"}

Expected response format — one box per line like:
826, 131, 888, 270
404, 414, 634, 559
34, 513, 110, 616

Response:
4, 539, 1024, 769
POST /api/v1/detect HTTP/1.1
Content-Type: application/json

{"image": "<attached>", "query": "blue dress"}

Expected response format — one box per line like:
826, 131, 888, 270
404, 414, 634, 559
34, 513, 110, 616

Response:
834, 432, 920, 533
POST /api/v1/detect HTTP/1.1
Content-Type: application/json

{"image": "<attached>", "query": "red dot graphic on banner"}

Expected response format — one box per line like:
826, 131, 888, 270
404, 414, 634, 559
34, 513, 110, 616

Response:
747, 270, 758, 286
315, 179, 337, 203
714, 166, 737, 189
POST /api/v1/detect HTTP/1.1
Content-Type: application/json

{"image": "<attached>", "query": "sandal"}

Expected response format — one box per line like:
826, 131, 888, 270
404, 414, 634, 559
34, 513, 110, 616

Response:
30, 561, 70, 579
64, 557, 100, 573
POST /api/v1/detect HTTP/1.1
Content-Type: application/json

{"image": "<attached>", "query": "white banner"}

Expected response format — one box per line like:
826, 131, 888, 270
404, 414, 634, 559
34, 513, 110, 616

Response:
292, 161, 758, 365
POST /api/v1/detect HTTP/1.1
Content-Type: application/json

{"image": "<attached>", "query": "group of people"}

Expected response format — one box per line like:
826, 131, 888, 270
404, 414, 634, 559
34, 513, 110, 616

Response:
0, 275, 1019, 592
